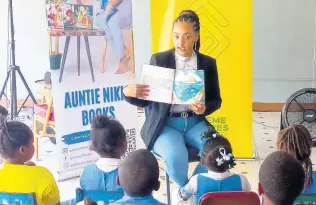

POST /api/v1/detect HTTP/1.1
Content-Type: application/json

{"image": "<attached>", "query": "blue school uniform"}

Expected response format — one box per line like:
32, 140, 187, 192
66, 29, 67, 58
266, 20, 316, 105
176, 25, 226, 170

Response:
303, 172, 316, 194
110, 195, 166, 205
80, 163, 123, 192
180, 172, 248, 205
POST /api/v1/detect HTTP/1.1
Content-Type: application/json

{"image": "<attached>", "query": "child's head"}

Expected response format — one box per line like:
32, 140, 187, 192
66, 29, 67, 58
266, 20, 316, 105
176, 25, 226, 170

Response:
0, 106, 34, 164
90, 115, 127, 158
259, 151, 305, 205
83, 197, 98, 205
117, 149, 160, 197
277, 124, 313, 189
200, 129, 236, 173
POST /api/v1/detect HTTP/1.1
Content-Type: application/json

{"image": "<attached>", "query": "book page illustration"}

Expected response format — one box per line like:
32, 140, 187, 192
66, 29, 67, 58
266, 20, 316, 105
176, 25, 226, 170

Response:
172, 70, 205, 105
140, 64, 174, 104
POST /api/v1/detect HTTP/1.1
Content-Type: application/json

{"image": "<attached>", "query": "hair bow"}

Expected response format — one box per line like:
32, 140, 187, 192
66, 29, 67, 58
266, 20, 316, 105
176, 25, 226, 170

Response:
198, 132, 217, 157
216, 147, 233, 166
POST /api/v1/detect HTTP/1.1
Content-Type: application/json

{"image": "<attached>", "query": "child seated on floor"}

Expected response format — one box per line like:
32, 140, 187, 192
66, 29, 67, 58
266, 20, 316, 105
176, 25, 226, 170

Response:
277, 124, 316, 193
179, 131, 251, 205
110, 149, 166, 205
258, 151, 305, 205
0, 106, 60, 205
80, 115, 126, 192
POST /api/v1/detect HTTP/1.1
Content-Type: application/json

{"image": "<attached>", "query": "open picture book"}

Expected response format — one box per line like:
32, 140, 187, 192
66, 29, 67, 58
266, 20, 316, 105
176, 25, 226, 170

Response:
140, 64, 205, 104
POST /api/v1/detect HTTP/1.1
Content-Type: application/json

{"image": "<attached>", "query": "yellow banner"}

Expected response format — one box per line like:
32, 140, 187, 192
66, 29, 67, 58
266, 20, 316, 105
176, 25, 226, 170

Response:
150, 0, 253, 158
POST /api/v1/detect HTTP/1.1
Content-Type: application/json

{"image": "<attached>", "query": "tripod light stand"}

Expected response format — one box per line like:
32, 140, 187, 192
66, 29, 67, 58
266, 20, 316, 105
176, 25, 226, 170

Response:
0, 0, 37, 120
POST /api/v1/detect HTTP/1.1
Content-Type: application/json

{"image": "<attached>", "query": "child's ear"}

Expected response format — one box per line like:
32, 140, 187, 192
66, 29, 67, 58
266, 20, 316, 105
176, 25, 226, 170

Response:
19, 146, 25, 155
201, 157, 205, 166
154, 180, 160, 191
258, 183, 263, 196
116, 176, 121, 186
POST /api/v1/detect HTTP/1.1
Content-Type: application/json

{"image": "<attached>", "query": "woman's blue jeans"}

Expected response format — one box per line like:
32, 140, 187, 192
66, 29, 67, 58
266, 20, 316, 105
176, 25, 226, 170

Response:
151, 116, 209, 187
95, 0, 132, 59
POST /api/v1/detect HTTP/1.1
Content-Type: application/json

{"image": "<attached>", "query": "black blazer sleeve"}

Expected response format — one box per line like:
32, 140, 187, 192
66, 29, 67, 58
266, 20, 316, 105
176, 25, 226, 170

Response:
204, 58, 222, 116
123, 55, 157, 108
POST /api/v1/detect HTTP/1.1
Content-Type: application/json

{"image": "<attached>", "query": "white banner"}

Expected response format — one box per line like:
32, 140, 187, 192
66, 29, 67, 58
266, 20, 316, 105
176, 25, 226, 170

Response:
45, 0, 137, 180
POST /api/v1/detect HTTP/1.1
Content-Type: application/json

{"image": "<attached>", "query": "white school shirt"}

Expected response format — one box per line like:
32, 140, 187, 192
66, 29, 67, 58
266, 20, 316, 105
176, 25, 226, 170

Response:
170, 51, 198, 113
95, 158, 121, 172
79, 158, 121, 180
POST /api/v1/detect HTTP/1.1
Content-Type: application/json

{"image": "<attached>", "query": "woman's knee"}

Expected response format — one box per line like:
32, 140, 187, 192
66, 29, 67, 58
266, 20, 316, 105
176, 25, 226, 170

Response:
163, 149, 189, 187
163, 148, 188, 169
107, 17, 119, 30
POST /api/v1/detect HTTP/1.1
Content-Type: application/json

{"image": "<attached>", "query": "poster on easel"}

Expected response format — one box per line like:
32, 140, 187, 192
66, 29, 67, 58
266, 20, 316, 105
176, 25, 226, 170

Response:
149, 0, 253, 158
44, 0, 137, 180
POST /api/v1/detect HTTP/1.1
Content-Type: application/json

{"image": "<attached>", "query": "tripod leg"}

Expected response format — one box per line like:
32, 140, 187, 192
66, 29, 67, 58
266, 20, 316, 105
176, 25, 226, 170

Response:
16, 68, 37, 104
17, 95, 30, 116
59, 36, 71, 83
84, 36, 95, 82
0, 70, 11, 101
11, 68, 17, 119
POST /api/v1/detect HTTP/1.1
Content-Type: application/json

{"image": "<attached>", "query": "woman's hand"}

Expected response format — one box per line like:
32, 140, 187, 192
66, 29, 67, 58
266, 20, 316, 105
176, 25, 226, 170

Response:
189, 101, 206, 115
123, 84, 150, 98
95, 3, 101, 12
104, 3, 113, 17
105, 3, 113, 12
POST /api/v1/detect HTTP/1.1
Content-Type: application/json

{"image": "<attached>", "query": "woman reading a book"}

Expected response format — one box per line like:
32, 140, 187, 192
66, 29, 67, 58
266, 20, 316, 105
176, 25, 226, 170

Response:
123, 10, 222, 188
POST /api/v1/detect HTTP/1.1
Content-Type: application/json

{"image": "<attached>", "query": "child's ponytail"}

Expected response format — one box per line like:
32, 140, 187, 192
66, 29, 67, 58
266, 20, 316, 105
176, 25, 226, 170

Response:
0, 105, 33, 159
200, 128, 236, 173
0, 106, 10, 158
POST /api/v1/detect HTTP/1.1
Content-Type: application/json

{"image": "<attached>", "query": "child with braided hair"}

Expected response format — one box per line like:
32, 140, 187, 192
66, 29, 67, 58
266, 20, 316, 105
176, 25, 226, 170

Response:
179, 129, 250, 205
277, 124, 316, 193
0, 105, 60, 205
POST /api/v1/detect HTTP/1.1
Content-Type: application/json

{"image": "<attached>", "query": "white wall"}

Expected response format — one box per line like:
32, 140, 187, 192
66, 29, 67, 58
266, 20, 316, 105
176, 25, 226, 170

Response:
131, 0, 152, 80
253, 0, 316, 103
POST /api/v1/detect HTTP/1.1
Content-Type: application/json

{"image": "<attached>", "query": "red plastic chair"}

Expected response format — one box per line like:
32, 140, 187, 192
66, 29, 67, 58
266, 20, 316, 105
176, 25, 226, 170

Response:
199, 191, 260, 205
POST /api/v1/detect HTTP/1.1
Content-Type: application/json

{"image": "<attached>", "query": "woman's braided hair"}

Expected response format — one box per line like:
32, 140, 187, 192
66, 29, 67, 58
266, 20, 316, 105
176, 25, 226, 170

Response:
174, 10, 201, 51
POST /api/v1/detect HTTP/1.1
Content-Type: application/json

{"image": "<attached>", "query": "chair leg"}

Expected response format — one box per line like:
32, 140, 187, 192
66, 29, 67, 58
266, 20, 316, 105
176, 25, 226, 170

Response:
165, 171, 171, 205
101, 36, 107, 73
33, 117, 39, 160
130, 29, 135, 73
35, 136, 39, 160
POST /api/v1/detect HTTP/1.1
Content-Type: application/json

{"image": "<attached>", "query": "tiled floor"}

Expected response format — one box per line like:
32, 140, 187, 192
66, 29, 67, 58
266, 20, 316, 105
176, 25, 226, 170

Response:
11, 110, 316, 204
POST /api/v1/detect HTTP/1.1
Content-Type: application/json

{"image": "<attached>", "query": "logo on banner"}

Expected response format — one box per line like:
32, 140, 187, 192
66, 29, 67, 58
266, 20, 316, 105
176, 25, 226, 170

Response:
189, 0, 231, 58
